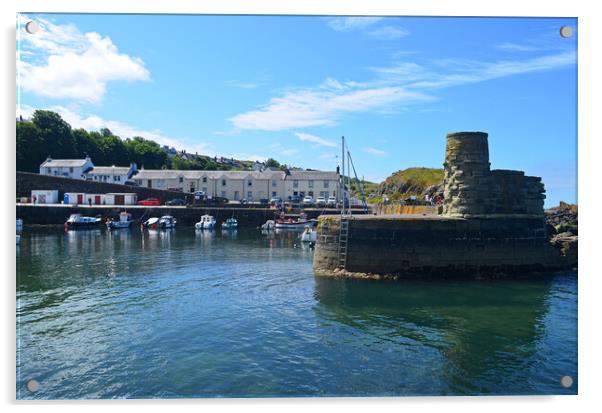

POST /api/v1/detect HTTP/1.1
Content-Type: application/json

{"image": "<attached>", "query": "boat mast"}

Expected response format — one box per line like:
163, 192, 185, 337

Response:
341, 136, 346, 216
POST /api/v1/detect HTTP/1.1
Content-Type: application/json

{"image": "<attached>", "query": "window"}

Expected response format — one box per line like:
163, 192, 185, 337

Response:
309, 191, 314, 197
202, 177, 207, 183
309, 180, 314, 188
179, 177, 184, 183
247, 191, 253, 199
247, 180, 252, 186
324, 180, 329, 188
69, 167, 74, 173
293, 180, 299, 188
222, 179, 226, 186
272, 191, 277, 197
221, 191, 227, 198
272, 179, 277, 187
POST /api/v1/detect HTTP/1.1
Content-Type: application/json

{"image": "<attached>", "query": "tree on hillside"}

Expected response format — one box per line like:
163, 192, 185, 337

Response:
124, 136, 168, 169
16, 121, 43, 172
31, 110, 76, 159
265, 158, 280, 168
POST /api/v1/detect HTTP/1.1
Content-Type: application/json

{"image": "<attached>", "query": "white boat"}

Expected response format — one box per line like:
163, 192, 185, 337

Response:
142, 217, 160, 229
195, 215, 216, 230
158, 215, 177, 228
64, 214, 101, 230
106, 212, 133, 230
261, 220, 275, 230
300, 226, 317, 242
16, 218, 23, 233
222, 217, 238, 230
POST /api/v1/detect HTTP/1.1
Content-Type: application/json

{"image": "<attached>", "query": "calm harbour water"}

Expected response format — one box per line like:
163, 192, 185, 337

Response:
16, 227, 577, 399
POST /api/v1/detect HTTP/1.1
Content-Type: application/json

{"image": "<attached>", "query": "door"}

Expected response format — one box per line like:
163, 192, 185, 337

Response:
77, 194, 83, 204
115, 195, 125, 205
94, 195, 101, 205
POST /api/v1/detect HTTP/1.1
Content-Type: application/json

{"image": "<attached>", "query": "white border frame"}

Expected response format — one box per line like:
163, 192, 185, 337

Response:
3, 1, 599, 412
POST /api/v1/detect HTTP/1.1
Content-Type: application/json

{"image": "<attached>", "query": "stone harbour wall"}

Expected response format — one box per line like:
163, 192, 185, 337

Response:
313, 215, 576, 279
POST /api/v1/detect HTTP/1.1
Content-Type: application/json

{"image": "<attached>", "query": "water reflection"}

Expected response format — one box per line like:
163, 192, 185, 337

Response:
313, 275, 577, 394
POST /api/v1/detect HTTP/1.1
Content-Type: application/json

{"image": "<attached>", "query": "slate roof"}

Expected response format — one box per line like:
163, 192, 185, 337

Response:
40, 158, 90, 168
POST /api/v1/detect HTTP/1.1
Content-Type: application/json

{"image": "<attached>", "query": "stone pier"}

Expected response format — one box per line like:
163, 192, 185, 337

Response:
313, 131, 576, 279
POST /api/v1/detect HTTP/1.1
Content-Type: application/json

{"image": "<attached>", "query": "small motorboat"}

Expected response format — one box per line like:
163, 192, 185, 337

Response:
106, 212, 133, 230
274, 212, 310, 230
195, 215, 216, 230
64, 214, 101, 230
300, 226, 317, 242
158, 215, 177, 228
222, 217, 238, 230
261, 220, 275, 231
142, 217, 160, 229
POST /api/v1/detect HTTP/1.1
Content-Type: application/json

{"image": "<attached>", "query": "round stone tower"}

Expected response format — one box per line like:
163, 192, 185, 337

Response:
442, 132, 491, 216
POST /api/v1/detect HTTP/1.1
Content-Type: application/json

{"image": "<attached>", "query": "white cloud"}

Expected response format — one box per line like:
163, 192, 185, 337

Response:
17, 15, 150, 103
229, 50, 574, 132
325, 17, 383, 32
367, 26, 409, 40
17, 104, 211, 155
362, 147, 387, 156
407, 51, 576, 89
496, 42, 540, 52
229, 82, 432, 131
295, 132, 337, 148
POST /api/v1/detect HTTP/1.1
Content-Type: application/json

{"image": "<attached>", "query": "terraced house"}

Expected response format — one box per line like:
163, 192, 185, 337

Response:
133, 169, 340, 201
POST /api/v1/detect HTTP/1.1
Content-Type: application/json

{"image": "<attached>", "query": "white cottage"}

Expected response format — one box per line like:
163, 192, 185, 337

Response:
39, 156, 94, 179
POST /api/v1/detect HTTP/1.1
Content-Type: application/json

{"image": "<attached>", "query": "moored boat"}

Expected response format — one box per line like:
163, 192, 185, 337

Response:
222, 217, 238, 230
64, 214, 101, 230
300, 226, 317, 242
274, 212, 310, 230
195, 214, 216, 230
261, 219, 275, 230
142, 217, 160, 229
158, 215, 177, 228
106, 212, 133, 230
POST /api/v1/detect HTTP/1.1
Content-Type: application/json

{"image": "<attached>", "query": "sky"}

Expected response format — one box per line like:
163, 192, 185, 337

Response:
16, 14, 577, 206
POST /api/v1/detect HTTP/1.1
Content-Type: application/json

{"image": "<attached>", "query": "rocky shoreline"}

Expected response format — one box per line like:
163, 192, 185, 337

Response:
546, 202, 578, 265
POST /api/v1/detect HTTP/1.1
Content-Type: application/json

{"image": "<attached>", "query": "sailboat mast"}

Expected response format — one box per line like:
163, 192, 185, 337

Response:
341, 136, 345, 215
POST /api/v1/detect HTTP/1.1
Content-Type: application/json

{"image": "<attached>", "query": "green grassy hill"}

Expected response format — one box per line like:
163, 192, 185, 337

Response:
377, 167, 444, 200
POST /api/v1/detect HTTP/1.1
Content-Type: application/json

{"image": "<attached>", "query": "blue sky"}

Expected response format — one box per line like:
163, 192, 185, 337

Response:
17, 14, 577, 206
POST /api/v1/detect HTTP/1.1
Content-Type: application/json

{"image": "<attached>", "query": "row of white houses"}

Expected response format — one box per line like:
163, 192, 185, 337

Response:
38, 157, 341, 201
132, 169, 341, 201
